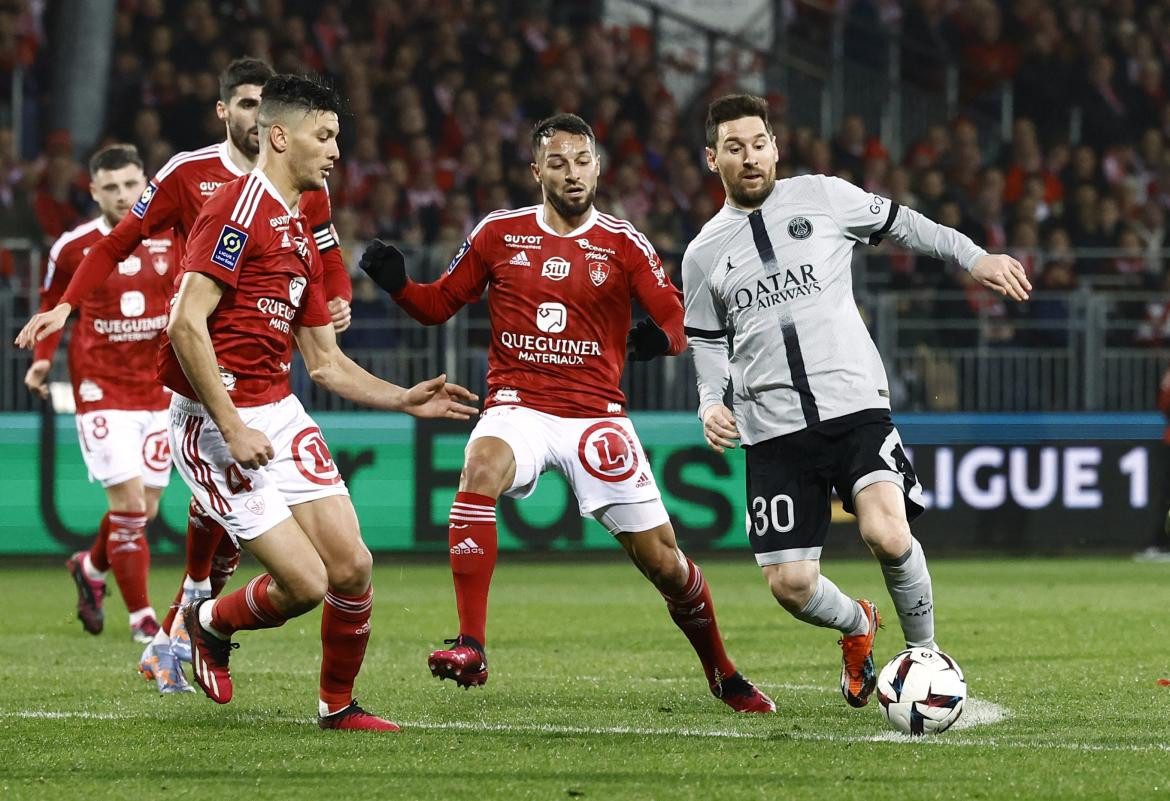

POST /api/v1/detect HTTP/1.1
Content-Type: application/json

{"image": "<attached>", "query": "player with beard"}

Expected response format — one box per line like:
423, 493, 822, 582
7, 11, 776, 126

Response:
15, 58, 352, 693
684, 94, 1030, 709
161, 74, 478, 729
358, 113, 775, 713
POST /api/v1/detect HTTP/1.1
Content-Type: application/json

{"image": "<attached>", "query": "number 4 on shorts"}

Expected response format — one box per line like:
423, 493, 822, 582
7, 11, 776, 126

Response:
226, 464, 253, 494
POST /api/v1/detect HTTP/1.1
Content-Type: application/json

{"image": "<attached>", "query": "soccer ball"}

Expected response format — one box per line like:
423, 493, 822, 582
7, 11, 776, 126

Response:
876, 647, 966, 736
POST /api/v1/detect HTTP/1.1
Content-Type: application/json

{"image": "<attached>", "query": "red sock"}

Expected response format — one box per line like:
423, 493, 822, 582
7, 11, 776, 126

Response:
88, 513, 112, 572
662, 558, 737, 686
106, 511, 151, 613
185, 498, 223, 582
210, 574, 287, 635
448, 492, 498, 646
210, 534, 240, 597
320, 586, 374, 714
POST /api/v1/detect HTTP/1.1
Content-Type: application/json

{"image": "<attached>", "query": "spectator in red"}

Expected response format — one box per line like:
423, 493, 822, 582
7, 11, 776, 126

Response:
962, 3, 1020, 101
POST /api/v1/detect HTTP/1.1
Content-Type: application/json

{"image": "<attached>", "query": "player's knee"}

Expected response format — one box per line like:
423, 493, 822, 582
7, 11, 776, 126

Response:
459, 460, 508, 498
327, 544, 373, 595
638, 546, 688, 592
766, 566, 818, 612
858, 511, 911, 559
282, 564, 329, 614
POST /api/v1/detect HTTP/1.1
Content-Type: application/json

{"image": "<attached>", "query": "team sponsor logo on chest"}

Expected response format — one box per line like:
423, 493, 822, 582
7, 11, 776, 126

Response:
117, 255, 142, 276
733, 264, 822, 310
256, 276, 307, 334
199, 181, 224, 196
498, 303, 601, 365
541, 256, 571, 281
504, 233, 543, 250
92, 290, 168, 342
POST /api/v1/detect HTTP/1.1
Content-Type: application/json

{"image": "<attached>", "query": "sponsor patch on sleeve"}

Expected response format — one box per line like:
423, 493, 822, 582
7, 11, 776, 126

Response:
131, 181, 158, 218
211, 225, 249, 271
447, 239, 470, 274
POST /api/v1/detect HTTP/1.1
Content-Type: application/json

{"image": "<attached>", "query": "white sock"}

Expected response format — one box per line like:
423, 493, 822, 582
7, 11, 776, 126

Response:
198, 599, 228, 640
183, 575, 212, 595
150, 628, 170, 646
792, 575, 867, 635
81, 553, 106, 582
128, 606, 156, 626
319, 700, 345, 718
880, 537, 936, 648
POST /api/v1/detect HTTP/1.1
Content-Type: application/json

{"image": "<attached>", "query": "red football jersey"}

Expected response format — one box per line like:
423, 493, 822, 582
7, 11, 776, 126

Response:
394, 205, 686, 417
157, 169, 333, 406
61, 141, 350, 308
35, 217, 177, 412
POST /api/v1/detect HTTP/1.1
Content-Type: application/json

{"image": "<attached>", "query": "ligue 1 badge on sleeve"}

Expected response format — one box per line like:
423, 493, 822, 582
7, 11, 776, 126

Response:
447, 239, 470, 274
212, 225, 248, 271
132, 182, 157, 217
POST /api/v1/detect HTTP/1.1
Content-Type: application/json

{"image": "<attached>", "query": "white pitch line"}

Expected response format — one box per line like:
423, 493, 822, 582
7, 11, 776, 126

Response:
5, 703, 1168, 754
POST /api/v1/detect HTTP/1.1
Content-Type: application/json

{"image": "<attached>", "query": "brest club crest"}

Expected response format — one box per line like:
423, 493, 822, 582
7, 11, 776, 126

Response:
588, 259, 611, 287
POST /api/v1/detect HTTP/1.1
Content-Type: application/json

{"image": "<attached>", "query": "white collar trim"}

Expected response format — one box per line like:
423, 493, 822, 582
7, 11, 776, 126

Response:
534, 205, 598, 238
219, 141, 248, 177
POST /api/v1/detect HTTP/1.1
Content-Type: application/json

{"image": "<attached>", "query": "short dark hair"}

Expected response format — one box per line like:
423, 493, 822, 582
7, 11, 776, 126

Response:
257, 73, 344, 127
705, 94, 773, 148
219, 57, 275, 103
88, 144, 143, 176
531, 113, 595, 157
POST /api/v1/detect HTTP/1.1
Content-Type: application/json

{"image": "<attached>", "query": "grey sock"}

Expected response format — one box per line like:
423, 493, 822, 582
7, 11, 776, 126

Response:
880, 537, 936, 648
792, 575, 865, 635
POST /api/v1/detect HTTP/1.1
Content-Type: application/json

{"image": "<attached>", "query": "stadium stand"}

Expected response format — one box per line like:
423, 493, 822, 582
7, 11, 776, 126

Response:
3, 0, 1170, 411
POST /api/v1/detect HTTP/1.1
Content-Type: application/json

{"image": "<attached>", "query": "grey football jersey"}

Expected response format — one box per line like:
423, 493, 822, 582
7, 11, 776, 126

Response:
683, 174, 986, 445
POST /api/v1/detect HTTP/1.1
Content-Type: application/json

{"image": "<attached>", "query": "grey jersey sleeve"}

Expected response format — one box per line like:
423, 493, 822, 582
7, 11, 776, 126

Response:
819, 175, 900, 244
884, 205, 988, 271
682, 246, 730, 419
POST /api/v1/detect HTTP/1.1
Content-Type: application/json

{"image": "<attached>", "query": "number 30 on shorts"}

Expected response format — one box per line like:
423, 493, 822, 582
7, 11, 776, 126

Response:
749, 493, 794, 536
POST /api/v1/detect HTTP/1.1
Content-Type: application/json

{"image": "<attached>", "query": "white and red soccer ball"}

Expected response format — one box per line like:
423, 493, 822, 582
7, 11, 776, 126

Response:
876, 647, 966, 736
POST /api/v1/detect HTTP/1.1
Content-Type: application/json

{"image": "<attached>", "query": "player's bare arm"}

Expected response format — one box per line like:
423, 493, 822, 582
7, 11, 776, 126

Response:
167, 270, 274, 469
293, 322, 478, 418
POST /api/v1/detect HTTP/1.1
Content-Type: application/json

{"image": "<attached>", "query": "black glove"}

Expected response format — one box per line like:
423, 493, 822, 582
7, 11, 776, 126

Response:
626, 317, 670, 362
358, 239, 407, 295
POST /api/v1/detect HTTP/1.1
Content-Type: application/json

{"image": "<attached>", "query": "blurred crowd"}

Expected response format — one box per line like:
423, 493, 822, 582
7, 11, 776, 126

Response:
4, 0, 1170, 347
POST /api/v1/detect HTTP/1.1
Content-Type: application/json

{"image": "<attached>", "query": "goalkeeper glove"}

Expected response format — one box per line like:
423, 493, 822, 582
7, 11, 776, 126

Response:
359, 239, 407, 295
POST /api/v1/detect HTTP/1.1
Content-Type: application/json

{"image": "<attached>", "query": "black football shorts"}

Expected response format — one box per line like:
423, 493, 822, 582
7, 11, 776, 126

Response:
742, 410, 924, 566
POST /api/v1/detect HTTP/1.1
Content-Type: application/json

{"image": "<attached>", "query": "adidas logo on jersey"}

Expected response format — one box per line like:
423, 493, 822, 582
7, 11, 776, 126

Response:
635, 472, 651, 488
450, 537, 485, 555
508, 251, 531, 267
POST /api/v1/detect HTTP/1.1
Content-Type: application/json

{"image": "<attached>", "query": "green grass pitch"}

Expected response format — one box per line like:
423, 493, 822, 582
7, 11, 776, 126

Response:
1, 557, 1168, 800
